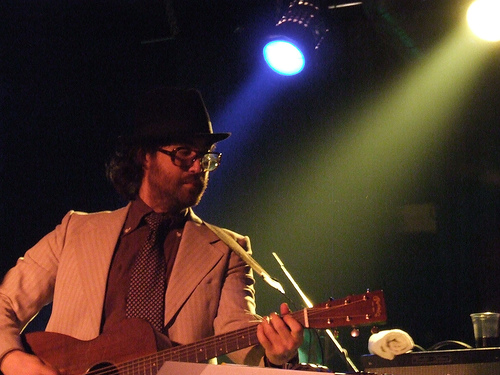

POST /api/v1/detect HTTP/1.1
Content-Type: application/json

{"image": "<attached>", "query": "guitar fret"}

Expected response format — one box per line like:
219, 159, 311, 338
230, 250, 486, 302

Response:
239, 331, 246, 349
130, 360, 138, 375
216, 335, 223, 357
194, 343, 199, 363
181, 345, 191, 362
148, 357, 159, 375
196, 348, 202, 362
225, 332, 229, 354
195, 341, 206, 362
169, 346, 181, 362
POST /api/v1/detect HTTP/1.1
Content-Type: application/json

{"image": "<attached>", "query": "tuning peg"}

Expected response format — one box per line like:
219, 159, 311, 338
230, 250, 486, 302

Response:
371, 326, 380, 334
351, 328, 360, 338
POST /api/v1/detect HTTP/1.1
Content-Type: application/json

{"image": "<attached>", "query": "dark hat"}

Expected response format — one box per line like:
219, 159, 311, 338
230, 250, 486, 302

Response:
133, 87, 230, 145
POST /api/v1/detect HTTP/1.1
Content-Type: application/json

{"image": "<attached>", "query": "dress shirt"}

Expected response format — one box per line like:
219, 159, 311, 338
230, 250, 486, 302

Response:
102, 198, 187, 333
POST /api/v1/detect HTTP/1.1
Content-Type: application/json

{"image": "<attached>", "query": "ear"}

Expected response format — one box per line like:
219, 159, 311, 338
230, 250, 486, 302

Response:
137, 148, 151, 170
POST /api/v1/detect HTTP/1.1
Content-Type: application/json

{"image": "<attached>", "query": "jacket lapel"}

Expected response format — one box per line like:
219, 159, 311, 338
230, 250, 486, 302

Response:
164, 212, 223, 326
73, 205, 130, 330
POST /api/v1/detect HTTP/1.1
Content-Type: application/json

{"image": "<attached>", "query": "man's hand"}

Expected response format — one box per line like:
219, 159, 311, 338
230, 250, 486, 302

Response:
0, 350, 59, 375
256, 302, 304, 366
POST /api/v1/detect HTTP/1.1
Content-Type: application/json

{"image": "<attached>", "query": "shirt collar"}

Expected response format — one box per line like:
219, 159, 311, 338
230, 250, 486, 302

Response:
122, 198, 190, 235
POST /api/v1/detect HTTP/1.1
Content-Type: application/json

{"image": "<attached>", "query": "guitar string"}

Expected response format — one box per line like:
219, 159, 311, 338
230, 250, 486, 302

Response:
85, 300, 375, 375
85, 324, 258, 375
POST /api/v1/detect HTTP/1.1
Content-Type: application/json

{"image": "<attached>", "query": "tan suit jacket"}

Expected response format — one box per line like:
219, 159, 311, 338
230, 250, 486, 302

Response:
0, 204, 264, 365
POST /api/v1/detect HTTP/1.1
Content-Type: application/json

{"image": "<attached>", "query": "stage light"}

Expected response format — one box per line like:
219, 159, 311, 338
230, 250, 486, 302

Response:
263, 0, 328, 76
467, 0, 500, 42
263, 39, 305, 75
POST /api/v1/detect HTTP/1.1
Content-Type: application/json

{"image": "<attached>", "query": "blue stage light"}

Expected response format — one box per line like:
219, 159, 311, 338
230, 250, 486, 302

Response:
262, 0, 328, 76
263, 39, 305, 76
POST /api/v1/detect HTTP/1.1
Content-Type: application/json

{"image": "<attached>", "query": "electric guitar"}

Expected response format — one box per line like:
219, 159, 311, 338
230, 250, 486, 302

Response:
18, 290, 386, 375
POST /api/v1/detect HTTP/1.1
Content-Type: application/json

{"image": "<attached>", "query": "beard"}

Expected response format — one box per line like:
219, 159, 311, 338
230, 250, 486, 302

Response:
146, 158, 209, 212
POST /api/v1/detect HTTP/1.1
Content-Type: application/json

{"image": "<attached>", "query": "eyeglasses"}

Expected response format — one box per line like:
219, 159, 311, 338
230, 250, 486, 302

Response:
157, 147, 222, 172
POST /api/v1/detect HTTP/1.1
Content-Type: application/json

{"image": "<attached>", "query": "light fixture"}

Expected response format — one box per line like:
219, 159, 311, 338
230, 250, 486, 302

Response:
467, 0, 500, 42
263, 0, 329, 76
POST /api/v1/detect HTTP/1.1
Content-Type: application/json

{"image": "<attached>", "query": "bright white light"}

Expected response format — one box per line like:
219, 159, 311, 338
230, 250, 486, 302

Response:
467, 0, 500, 42
263, 40, 305, 76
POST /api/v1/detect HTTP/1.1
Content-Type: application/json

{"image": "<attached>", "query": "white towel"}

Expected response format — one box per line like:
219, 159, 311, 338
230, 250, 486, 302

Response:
368, 329, 414, 360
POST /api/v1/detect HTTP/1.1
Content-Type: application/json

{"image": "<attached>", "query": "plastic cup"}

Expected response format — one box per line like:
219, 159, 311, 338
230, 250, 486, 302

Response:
470, 312, 500, 348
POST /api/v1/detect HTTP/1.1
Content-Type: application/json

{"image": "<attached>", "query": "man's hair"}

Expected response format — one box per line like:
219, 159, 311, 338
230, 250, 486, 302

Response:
106, 137, 160, 201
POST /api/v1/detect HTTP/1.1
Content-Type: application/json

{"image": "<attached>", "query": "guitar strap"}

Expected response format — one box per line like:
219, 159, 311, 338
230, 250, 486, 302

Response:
204, 222, 285, 295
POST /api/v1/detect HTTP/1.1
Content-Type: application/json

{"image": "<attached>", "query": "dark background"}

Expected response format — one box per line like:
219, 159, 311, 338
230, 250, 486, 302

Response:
1, 0, 499, 371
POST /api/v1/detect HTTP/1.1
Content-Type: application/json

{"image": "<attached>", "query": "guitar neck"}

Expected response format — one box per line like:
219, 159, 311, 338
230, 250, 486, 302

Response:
110, 324, 260, 374
152, 306, 318, 365
159, 324, 259, 363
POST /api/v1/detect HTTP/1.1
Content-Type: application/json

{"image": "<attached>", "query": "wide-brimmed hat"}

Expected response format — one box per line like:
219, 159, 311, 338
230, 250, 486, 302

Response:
133, 87, 230, 145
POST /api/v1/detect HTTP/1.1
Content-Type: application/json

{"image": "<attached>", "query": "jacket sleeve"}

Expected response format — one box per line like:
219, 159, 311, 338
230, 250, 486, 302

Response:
0, 211, 73, 362
212, 230, 266, 366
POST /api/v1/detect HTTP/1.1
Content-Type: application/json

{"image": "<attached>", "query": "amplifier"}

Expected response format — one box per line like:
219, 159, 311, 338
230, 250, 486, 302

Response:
360, 347, 500, 375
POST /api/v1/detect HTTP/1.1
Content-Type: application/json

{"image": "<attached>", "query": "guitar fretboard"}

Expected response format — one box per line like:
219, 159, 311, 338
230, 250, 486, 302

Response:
111, 324, 259, 374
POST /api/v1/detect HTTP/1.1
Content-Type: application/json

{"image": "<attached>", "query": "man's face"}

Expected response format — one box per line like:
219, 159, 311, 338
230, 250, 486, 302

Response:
140, 142, 211, 213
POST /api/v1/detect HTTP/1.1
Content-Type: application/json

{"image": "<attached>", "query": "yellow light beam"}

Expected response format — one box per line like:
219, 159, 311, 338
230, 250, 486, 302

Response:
245, 24, 494, 295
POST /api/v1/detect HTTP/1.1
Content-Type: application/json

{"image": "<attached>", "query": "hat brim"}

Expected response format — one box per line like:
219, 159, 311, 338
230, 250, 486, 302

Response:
174, 132, 231, 145
139, 131, 230, 146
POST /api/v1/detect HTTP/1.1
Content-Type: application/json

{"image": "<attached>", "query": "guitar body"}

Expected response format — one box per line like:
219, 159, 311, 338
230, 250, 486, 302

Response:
23, 318, 159, 375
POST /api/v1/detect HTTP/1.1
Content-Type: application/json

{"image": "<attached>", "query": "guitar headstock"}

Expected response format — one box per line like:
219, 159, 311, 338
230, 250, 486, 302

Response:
298, 290, 387, 329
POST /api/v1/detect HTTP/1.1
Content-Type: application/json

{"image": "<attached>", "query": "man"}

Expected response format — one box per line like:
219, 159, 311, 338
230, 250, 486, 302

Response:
0, 87, 303, 375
